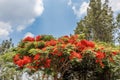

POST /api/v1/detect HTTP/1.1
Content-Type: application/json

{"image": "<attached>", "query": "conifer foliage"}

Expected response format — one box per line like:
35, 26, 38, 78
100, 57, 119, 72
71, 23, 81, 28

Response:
75, 0, 115, 43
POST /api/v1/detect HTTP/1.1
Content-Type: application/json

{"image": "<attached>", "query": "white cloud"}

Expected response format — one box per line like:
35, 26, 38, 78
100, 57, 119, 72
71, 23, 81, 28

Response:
68, 0, 120, 18
0, 21, 12, 39
109, 0, 120, 12
24, 32, 34, 39
17, 25, 26, 32
68, 0, 89, 18
72, 2, 89, 17
80, 2, 89, 15
68, 0, 72, 6
0, 0, 44, 39
34, 0, 44, 16
101, 0, 120, 12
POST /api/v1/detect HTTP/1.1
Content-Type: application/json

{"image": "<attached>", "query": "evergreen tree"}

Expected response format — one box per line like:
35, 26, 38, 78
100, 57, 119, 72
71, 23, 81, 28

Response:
116, 13, 120, 45
0, 38, 14, 54
74, 0, 115, 43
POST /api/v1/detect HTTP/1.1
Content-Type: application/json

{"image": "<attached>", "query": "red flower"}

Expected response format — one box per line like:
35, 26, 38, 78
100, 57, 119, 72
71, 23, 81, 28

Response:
95, 60, 99, 63
15, 56, 32, 67
80, 40, 88, 46
109, 57, 114, 62
16, 59, 24, 67
23, 36, 34, 42
87, 41, 95, 48
27, 65, 34, 69
76, 42, 86, 50
46, 40, 57, 46
58, 38, 64, 44
23, 56, 32, 64
95, 60, 104, 68
44, 59, 51, 68
67, 35, 78, 44
96, 51, 105, 60
57, 52, 63, 56
69, 39, 75, 44
112, 51, 117, 55
42, 47, 46, 51
35, 35, 41, 41
99, 61, 104, 68
52, 47, 63, 56
69, 51, 82, 60
34, 54, 40, 60
52, 47, 58, 55
63, 35, 69, 38
81, 40, 95, 48
61, 44, 66, 48
58, 36, 69, 44
76, 40, 95, 51
13, 54, 20, 62
35, 61, 40, 65
70, 35, 78, 40
60, 58, 65, 62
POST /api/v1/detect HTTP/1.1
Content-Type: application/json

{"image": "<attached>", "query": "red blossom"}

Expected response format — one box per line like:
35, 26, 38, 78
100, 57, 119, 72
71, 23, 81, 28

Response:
87, 41, 95, 48
76, 40, 95, 51
76, 42, 86, 50
23, 56, 32, 64
52, 47, 58, 55
61, 44, 66, 48
23, 36, 34, 42
16, 59, 24, 67
69, 39, 75, 44
15, 56, 32, 67
63, 35, 69, 38
109, 57, 114, 62
35, 35, 41, 41
112, 51, 117, 55
46, 40, 57, 46
68, 38, 77, 44
42, 47, 46, 51
44, 59, 51, 68
27, 65, 34, 69
96, 51, 105, 60
70, 35, 78, 40
58, 38, 64, 44
60, 58, 65, 62
52, 47, 63, 56
80, 40, 95, 48
35, 61, 40, 65
95, 59, 99, 63
99, 61, 104, 68
57, 52, 63, 56
95, 60, 104, 68
13, 54, 20, 62
34, 53, 40, 60
69, 51, 82, 60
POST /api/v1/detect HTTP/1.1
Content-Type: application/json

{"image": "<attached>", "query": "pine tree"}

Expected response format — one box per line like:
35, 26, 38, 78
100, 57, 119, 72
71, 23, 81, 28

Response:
116, 13, 120, 45
74, 0, 115, 43
0, 38, 14, 54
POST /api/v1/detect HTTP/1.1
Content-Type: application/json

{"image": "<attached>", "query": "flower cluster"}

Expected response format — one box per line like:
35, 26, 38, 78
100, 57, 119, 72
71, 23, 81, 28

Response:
13, 34, 119, 78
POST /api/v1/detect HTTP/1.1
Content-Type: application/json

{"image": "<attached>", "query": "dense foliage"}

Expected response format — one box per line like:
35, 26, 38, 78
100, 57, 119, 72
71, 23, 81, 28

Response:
0, 38, 14, 54
12, 34, 120, 80
74, 0, 115, 43
0, 39, 17, 80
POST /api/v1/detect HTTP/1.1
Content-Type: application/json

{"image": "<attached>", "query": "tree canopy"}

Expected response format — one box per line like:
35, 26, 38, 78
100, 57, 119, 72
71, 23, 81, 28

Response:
75, 0, 115, 43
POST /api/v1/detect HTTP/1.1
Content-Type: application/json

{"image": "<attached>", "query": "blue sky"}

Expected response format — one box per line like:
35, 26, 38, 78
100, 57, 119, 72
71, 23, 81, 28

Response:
0, 0, 120, 45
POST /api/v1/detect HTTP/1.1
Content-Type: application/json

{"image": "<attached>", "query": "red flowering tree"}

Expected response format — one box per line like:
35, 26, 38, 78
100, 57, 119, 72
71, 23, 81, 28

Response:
13, 34, 120, 80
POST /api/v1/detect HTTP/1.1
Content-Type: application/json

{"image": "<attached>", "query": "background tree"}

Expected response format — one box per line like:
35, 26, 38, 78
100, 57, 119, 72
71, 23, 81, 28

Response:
0, 38, 15, 80
0, 38, 14, 54
116, 13, 120, 45
74, 0, 115, 43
